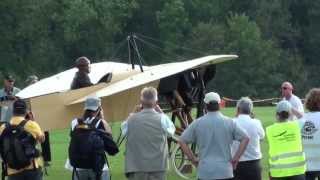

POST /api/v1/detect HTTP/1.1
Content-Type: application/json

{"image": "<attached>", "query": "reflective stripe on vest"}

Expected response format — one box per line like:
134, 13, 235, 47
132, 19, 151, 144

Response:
270, 161, 305, 169
267, 121, 306, 177
270, 151, 304, 162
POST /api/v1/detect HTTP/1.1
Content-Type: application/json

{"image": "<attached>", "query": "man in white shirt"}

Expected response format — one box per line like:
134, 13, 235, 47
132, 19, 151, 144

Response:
281, 81, 304, 120
232, 97, 265, 180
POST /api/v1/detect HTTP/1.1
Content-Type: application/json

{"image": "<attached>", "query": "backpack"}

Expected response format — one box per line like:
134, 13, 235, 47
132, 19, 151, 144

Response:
69, 118, 106, 179
0, 120, 38, 170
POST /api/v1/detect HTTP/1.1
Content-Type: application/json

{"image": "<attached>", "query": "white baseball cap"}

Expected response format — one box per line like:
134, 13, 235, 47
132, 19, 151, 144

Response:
204, 92, 221, 104
276, 100, 292, 113
84, 96, 101, 111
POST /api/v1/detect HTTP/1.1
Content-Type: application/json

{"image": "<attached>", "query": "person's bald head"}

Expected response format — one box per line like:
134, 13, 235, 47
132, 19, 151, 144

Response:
281, 81, 293, 99
75, 56, 91, 73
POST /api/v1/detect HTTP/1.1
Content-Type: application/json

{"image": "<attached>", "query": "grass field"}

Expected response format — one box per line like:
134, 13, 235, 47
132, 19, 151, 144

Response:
42, 106, 276, 180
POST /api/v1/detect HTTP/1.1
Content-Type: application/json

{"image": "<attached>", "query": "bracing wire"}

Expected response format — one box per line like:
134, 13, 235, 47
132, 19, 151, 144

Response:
134, 36, 186, 61
109, 39, 128, 61
108, 33, 209, 65
135, 33, 209, 56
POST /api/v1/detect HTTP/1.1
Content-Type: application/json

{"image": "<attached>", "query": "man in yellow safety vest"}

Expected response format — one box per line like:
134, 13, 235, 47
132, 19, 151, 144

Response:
267, 100, 306, 180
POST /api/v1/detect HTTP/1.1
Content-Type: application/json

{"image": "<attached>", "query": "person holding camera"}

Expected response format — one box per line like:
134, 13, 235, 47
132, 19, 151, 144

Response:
121, 87, 175, 180
66, 96, 118, 180
0, 99, 45, 180
0, 75, 21, 122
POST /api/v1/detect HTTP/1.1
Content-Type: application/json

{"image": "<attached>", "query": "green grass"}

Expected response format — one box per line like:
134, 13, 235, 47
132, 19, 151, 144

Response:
41, 107, 276, 180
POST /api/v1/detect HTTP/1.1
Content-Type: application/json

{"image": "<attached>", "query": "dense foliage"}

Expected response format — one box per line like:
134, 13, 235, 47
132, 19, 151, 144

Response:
0, 0, 318, 98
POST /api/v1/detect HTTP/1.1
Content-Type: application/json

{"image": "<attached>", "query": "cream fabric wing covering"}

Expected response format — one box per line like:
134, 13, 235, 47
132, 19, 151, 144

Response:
19, 55, 237, 131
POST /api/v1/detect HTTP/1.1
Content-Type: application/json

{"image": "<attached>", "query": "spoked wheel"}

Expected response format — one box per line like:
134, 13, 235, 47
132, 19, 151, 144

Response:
171, 142, 198, 179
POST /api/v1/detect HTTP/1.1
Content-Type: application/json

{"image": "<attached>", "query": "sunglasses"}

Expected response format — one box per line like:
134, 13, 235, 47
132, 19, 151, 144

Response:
281, 87, 289, 90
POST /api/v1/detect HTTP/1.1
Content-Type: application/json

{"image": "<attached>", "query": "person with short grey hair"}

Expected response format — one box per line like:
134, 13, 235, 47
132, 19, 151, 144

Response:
140, 87, 158, 106
236, 97, 253, 115
232, 97, 265, 180
121, 87, 175, 180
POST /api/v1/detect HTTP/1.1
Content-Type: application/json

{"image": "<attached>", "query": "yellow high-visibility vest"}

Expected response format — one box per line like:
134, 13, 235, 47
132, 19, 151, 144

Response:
266, 121, 306, 177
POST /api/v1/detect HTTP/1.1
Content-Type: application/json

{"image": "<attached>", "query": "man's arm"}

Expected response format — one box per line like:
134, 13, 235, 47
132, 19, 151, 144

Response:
292, 107, 303, 119
231, 136, 249, 169
231, 121, 249, 169
160, 114, 176, 137
178, 140, 199, 167
28, 121, 45, 143
178, 121, 197, 166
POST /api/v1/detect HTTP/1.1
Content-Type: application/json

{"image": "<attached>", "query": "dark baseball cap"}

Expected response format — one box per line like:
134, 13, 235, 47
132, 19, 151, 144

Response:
13, 99, 27, 110
4, 74, 15, 81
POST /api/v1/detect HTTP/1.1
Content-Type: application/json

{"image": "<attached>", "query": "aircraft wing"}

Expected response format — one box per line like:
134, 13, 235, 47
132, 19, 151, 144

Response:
69, 55, 238, 105
17, 62, 148, 99
19, 55, 237, 131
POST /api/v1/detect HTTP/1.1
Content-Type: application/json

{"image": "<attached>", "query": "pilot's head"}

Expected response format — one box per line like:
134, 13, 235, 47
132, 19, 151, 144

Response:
75, 56, 91, 73
140, 87, 158, 108
204, 92, 221, 112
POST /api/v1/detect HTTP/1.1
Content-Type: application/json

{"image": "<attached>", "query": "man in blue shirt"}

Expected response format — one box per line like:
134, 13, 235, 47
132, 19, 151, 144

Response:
179, 92, 249, 180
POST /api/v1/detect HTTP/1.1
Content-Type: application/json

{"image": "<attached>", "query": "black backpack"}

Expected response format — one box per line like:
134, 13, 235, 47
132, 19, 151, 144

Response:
0, 120, 38, 170
69, 119, 106, 179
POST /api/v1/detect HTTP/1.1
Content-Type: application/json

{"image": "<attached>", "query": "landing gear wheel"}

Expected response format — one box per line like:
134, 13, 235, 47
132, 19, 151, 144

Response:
171, 143, 197, 179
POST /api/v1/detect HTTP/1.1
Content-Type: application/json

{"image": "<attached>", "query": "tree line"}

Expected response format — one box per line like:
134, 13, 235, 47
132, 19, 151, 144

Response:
0, 0, 319, 98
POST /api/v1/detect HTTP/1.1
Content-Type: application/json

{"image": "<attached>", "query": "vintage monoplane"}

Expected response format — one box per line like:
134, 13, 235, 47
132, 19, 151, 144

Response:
17, 52, 237, 179
17, 55, 237, 130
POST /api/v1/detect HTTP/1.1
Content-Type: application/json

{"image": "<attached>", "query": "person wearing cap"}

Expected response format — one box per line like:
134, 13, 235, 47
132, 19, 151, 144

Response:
178, 92, 249, 180
266, 100, 306, 180
0, 99, 45, 180
281, 81, 304, 120
231, 97, 265, 180
300, 88, 320, 180
121, 87, 175, 180
70, 56, 93, 90
25, 75, 39, 87
65, 96, 117, 180
0, 75, 21, 122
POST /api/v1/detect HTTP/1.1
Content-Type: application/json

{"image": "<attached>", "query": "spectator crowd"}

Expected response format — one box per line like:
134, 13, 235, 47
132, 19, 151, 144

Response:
0, 56, 319, 180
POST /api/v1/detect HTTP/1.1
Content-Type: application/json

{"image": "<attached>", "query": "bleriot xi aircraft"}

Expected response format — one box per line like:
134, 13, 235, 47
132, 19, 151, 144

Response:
17, 54, 237, 131
17, 47, 237, 179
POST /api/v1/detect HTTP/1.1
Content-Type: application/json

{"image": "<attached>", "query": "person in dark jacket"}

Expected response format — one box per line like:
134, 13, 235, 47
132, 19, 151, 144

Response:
66, 96, 118, 180
70, 57, 93, 90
